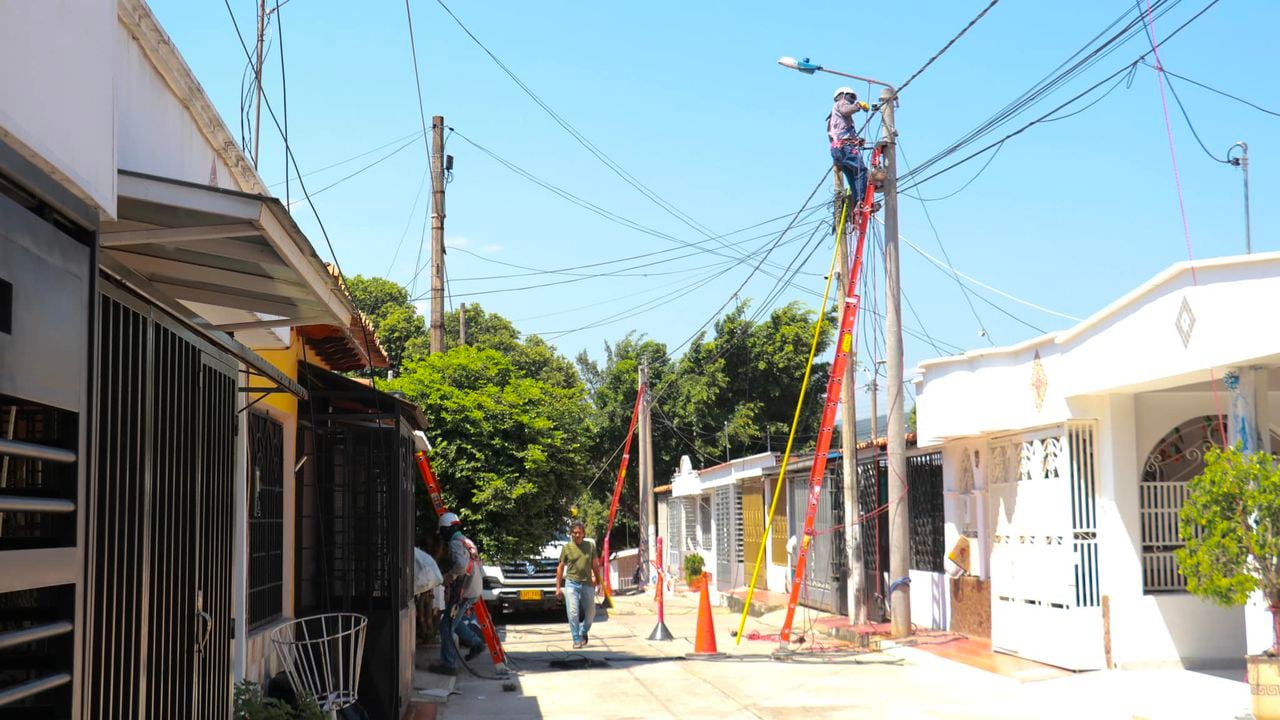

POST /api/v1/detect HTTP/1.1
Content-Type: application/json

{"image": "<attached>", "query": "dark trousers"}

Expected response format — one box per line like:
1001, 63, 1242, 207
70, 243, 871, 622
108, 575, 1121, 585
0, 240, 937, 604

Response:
831, 144, 868, 202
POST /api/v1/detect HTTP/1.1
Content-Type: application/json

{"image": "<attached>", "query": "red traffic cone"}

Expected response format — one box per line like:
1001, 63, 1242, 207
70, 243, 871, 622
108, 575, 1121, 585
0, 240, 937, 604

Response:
688, 572, 723, 658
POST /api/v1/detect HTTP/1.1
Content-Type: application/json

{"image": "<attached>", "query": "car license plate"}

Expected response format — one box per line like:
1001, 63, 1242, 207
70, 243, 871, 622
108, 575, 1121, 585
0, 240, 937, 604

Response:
519, 589, 542, 601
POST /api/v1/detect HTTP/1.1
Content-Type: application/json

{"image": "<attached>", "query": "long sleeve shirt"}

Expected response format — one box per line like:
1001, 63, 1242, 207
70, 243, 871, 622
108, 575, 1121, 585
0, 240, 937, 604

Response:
827, 98, 861, 147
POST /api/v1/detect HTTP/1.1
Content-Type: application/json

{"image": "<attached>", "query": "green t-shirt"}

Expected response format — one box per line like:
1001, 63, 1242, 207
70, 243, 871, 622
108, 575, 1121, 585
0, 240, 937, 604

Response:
559, 539, 597, 583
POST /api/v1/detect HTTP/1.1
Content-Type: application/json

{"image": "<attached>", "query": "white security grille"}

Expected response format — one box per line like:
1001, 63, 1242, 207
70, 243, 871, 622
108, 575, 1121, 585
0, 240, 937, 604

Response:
1139, 416, 1222, 593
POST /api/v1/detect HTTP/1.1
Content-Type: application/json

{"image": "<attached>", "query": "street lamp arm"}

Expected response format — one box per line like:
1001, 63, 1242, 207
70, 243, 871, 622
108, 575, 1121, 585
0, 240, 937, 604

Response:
777, 56, 894, 92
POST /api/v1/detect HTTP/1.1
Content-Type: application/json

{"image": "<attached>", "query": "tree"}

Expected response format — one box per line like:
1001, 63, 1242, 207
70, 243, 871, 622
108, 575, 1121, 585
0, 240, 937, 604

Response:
387, 346, 591, 562
344, 274, 427, 372
1177, 444, 1280, 654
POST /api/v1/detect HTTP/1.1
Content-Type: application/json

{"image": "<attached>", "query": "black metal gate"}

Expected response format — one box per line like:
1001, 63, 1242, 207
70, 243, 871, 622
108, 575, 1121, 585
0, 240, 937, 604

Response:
83, 285, 236, 719
788, 466, 846, 615
296, 363, 416, 720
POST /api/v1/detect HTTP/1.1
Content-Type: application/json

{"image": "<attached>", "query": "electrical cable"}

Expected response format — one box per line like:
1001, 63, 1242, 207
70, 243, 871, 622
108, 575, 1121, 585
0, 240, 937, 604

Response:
1139, 59, 1280, 118
275, 0, 289, 206
900, 0, 1212, 190
384, 166, 431, 276
265, 130, 425, 189
1161, 72, 1230, 164
403, 0, 436, 195
892, 0, 1002, 100
289, 136, 419, 203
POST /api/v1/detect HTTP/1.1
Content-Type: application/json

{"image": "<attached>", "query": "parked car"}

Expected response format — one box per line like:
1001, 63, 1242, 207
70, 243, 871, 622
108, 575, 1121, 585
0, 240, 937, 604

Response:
482, 534, 567, 615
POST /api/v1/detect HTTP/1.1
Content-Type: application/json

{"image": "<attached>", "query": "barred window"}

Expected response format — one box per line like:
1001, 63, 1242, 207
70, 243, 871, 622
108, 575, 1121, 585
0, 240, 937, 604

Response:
1140, 416, 1222, 593
247, 412, 285, 629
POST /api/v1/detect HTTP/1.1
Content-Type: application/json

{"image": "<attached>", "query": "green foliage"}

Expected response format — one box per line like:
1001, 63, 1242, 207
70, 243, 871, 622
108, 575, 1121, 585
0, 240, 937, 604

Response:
387, 346, 591, 562
233, 681, 324, 720
344, 274, 426, 372
908, 404, 918, 432
1177, 445, 1280, 651
683, 552, 705, 582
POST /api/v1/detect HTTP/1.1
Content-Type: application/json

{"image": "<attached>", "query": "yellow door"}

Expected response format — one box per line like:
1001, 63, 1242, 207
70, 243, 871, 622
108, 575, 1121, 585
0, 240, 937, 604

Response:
741, 482, 769, 590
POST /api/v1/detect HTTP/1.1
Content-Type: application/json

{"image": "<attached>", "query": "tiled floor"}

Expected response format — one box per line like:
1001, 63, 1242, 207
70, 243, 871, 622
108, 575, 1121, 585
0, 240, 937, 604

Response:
910, 635, 1073, 682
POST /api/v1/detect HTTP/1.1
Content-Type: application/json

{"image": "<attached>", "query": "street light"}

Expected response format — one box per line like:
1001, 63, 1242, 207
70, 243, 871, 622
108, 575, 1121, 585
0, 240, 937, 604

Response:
775, 56, 911, 639
1228, 141, 1251, 255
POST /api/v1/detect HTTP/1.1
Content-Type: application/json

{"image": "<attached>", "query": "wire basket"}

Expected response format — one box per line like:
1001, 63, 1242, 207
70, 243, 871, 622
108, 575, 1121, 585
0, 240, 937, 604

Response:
270, 613, 368, 712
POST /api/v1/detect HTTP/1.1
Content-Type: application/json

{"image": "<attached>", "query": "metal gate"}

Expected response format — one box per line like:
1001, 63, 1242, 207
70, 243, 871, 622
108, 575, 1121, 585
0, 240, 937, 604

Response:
713, 486, 736, 592
84, 286, 236, 719
790, 468, 846, 614
666, 499, 684, 578
740, 482, 768, 591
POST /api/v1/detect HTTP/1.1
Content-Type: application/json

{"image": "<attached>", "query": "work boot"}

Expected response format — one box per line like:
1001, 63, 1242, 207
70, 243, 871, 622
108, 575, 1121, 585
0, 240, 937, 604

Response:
582, 632, 589, 646
464, 644, 485, 662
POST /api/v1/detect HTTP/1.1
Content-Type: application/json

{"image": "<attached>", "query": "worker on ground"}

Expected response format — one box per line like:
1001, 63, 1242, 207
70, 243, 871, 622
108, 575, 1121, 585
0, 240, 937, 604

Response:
555, 519, 604, 649
827, 87, 872, 210
428, 512, 486, 676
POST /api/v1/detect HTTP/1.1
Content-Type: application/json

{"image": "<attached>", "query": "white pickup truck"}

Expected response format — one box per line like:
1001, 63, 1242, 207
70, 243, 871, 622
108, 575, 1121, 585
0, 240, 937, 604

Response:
481, 534, 567, 616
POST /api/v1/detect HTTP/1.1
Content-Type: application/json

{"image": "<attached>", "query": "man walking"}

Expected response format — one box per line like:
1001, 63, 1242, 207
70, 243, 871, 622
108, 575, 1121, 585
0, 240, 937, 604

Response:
555, 520, 603, 649
428, 512, 486, 676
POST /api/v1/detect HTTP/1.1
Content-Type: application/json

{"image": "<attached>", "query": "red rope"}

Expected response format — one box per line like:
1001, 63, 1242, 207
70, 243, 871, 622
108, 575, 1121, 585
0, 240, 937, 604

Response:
1139, 1, 1228, 439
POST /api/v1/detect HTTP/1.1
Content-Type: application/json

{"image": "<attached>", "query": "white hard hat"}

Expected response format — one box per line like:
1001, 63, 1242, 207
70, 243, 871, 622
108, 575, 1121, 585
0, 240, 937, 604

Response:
439, 512, 460, 528
833, 86, 856, 100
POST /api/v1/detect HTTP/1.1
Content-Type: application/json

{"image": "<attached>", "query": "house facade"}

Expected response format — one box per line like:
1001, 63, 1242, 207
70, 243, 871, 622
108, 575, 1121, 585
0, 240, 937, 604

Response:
1, 2, 420, 717
916, 252, 1280, 671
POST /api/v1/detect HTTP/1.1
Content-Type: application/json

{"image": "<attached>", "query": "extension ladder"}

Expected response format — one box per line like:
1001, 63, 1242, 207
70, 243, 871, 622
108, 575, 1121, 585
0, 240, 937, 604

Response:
600, 385, 645, 606
414, 451, 510, 674
780, 147, 883, 642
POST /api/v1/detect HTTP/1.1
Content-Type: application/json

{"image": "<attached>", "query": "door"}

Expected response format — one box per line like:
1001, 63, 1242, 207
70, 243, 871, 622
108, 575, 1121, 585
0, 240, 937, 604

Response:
740, 482, 768, 590
84, 286, 236, 718
713, 486, 735, 592
789, 469, 847, 614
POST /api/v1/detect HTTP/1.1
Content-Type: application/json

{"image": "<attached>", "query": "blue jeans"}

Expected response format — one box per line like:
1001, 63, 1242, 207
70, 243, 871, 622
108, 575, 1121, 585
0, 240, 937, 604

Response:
564, 580, 596, 644
831, 144, 867, 201
440, 597, 484, 669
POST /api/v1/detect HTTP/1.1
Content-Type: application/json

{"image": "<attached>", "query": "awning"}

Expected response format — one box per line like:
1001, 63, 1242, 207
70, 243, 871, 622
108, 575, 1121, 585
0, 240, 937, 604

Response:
100, 171, 373, 362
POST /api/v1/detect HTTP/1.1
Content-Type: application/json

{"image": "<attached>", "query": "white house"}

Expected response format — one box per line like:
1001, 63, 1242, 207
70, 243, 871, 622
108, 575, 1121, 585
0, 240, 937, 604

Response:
916, 252, 1280, 671
668, 452, 779, 602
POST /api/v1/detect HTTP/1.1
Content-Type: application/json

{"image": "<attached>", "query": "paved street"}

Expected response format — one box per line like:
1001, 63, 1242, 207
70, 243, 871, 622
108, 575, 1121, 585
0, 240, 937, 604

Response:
416, 591, 1252, 720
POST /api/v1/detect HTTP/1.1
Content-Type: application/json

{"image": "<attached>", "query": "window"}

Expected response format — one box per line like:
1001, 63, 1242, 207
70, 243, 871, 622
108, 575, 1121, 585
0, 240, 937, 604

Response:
698, 496, 712, 552
247, 412, 284, 628
1140, 416, 1223, 593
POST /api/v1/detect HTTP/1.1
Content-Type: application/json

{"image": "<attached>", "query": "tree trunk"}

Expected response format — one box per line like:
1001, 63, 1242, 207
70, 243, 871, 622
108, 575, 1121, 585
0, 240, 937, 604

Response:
1272, 604, 1280, 656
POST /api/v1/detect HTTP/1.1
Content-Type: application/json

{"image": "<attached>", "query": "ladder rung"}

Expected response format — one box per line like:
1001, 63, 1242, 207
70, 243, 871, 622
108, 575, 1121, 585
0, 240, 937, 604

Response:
0, 672, 72, 707
0, 496, 75, 514
0, 438, 76, 465
0, 621, 73, 651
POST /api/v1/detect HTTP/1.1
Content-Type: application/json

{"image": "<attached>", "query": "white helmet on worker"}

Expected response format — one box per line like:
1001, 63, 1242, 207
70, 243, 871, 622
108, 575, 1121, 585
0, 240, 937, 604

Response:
439, 512, 460, 528
833, 86, 856, 100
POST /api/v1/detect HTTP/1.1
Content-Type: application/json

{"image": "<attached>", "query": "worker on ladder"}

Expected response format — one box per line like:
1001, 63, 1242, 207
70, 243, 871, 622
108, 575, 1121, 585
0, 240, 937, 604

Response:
827, 87, 873, 211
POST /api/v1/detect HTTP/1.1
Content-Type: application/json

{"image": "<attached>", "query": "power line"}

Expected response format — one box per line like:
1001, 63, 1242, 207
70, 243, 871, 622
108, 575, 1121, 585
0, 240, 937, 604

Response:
900, 0, 1212, 190
893, 0, 1002, 99
402, 0, 436, 193
1140, 59, 1280, 118
897, 143, 994, 344
1161, 71, 1229, 163
266, 129, 424, 189
287, 135, 419, 204
384, 165, 431, 276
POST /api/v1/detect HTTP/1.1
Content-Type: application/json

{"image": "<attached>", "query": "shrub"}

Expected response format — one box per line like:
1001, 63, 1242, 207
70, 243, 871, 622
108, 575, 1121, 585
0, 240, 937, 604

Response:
683, 552, 705, 584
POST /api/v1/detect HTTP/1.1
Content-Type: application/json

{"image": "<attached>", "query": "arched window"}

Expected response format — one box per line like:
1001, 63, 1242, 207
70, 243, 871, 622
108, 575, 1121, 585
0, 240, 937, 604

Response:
1140, 415, 1224, 593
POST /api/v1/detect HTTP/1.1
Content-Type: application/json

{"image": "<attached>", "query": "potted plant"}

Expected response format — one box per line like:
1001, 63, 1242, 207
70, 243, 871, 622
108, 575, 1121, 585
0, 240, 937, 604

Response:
683, 552, 706, 590
233, 680, 325, 720
1177, 444, 1280, 720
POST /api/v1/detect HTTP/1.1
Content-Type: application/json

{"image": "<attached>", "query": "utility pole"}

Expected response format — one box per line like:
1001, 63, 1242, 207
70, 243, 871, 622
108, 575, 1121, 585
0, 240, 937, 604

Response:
429, 115, 446, 353
879, 87, 911, 638
834, 172, 865, 623
252, 0, 266, 168
1230, 142, 1252, 254
638, 362, 654, 589
458, 303, 467, 345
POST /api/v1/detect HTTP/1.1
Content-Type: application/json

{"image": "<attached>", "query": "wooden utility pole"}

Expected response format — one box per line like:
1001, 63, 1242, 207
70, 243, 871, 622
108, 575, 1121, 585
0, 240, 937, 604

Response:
834, 173, 865, 623
637, 362, 654, 589
429, 115, 446, 353
458, 303, 467, 345
880, 88, 911, 638
252, 0, 266, 168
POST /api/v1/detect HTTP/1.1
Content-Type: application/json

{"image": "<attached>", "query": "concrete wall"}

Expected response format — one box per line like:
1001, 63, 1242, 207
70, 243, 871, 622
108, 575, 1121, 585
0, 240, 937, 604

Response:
0, 0, 117, 216
115, 22, 238, 189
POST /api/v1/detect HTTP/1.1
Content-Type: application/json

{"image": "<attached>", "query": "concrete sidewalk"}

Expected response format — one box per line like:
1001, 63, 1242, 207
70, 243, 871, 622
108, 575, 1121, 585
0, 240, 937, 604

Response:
418, 591, 1252, 719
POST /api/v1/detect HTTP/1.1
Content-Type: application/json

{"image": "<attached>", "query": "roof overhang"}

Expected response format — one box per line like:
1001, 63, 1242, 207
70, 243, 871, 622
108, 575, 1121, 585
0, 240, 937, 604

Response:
101, 171, 362, 354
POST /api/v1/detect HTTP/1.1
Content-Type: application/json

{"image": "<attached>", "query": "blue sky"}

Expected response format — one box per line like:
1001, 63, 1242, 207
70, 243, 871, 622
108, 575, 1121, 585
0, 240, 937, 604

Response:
151, 0, 1276, 419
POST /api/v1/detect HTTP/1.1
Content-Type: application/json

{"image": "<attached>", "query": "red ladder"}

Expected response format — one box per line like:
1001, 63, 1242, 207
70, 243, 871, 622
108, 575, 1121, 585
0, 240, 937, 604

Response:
415, 451, 510, 673
780, 147, 882, 642
601, 386, 644, 603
